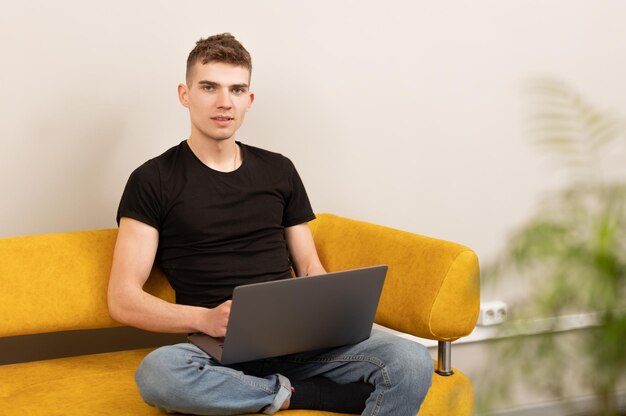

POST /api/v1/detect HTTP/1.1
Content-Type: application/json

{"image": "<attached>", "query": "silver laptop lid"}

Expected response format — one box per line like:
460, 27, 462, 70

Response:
216, 265, 387, 364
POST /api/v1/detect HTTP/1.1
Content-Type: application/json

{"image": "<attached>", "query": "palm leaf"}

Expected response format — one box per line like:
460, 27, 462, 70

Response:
480, 78, 626, 415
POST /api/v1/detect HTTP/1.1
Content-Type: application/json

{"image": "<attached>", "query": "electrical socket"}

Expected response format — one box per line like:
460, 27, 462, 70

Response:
477, 301, 508, 326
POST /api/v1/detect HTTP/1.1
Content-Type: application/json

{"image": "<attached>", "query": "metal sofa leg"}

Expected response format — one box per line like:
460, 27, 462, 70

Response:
435, 341, 454, 376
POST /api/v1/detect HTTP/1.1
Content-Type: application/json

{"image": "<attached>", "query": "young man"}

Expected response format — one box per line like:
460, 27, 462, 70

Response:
108, 33, 433, 416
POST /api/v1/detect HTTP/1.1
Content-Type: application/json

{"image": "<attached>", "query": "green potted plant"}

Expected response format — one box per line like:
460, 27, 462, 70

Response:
479, 78, 626, 415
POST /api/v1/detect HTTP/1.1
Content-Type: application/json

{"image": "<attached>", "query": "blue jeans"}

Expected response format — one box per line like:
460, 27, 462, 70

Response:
135, 329, 434, 416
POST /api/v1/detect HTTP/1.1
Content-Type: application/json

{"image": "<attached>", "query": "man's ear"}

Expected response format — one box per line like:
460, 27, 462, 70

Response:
246, 92, 255, 111
178, 83, 190, 108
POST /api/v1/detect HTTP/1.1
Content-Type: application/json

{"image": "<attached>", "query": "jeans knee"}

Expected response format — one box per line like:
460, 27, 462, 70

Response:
384, 339, 434, 392
135, 345, 183, 407
413, 342, 435, 381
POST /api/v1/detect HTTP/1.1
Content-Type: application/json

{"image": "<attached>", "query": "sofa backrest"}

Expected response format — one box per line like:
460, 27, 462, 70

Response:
0, 229, 173, 337
1, 213, 479, 341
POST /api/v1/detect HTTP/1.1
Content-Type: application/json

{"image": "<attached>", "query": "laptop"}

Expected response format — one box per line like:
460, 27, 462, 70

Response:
188, 265, 387, 365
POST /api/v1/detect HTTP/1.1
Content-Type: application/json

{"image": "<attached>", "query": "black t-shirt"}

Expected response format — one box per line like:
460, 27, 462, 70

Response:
116, 140, 315, 308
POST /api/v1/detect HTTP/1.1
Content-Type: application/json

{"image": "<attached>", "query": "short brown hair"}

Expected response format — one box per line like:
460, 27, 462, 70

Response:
186, 33, 252, 84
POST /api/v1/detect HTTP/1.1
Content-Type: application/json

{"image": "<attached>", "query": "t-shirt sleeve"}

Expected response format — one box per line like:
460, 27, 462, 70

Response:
282, 158, 316, 227
116, 160, 162, 230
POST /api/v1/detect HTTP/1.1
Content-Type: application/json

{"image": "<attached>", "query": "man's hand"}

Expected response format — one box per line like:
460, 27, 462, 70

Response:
203, 300, 232, 337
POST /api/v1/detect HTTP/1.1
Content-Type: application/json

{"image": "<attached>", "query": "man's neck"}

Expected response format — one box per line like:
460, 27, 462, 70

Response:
187, 136, 241, 172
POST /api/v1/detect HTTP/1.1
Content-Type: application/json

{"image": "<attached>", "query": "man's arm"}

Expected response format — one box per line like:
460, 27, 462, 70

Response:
285, 223, 326, 277
107, 217, 230, 337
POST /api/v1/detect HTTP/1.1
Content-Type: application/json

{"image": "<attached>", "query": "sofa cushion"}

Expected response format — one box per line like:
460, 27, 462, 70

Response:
0, 348, 472, 416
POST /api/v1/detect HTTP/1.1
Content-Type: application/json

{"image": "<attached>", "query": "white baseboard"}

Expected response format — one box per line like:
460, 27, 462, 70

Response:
481, 389, 626, 416
374, 311, 607, 349
374, 320, 626, 416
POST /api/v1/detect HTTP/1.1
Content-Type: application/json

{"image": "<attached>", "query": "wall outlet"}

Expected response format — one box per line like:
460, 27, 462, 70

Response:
477, 301, 508, 326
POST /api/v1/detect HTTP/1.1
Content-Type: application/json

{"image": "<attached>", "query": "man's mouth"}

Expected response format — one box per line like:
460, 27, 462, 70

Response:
212, 116, 234, 121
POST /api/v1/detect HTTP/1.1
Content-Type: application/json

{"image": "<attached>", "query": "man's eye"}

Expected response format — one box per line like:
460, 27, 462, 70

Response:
232, 87, 245, 94
203, 85, 215, 92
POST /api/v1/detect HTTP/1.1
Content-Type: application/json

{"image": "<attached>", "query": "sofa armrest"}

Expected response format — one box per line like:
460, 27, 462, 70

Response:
308, 214, 480, 342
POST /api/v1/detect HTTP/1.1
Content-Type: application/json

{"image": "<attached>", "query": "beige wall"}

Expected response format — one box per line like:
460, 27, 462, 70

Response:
2, 0, 625, 285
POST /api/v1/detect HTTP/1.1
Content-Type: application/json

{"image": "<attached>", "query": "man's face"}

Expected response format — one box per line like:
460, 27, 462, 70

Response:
179, 61, 254, 143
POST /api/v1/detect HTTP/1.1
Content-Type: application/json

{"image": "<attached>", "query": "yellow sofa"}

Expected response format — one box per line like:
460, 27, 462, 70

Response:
0, 213, 479, 415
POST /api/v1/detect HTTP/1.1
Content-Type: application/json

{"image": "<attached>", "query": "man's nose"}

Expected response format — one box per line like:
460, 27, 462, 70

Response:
216, 88, 232, 108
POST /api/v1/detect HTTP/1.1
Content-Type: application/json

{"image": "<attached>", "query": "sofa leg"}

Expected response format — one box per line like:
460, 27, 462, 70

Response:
435, 341, 454, 376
